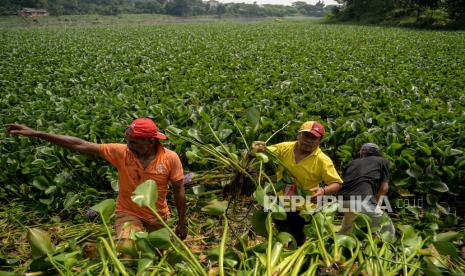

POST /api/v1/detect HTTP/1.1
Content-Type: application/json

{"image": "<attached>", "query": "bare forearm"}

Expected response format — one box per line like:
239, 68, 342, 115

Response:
34, 131, 84, 149
375, 181, 389, 202
33, 131, 99, 155
323, 183, 342, 195
173, 185, 186, 225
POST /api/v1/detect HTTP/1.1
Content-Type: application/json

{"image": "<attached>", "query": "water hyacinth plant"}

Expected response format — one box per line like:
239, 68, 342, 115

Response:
0, 20, 464, 274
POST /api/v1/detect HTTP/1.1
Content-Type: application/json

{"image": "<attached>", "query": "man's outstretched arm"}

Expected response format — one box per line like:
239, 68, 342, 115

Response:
5, 124, 101, 156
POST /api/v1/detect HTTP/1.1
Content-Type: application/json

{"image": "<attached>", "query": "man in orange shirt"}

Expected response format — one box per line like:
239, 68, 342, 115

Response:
5, 118, 187, 240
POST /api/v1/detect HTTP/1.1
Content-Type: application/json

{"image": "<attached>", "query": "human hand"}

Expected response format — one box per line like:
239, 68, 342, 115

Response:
4, 124, 36, 137
175, 222, 187, 240
309, 187, 325, 202
251, 141, 266, 153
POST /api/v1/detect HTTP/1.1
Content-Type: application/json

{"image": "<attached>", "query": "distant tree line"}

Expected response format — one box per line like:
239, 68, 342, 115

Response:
332, 0, 465, 28
0, 0, 336, 17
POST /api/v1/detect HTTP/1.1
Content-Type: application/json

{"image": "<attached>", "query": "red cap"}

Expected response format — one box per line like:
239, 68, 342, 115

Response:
125, 118, 167, 140
298, 121, 325, 137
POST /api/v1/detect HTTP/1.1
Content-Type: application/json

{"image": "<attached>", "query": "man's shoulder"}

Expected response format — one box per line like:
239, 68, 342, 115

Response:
368, 155, 388, 163
315, 148, 333, 162
355, 156, 388, 167
378, 156, 390, 166
161, 147, 180, 159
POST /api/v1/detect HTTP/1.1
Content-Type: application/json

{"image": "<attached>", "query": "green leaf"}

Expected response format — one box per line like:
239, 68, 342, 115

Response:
166, 251, 184, 266
187, 128, 203, 143
136, 238, 156, 257
131, 179, 158, 209
68, 154, 86, 167
248, 242, 267, 254
186, 150, 200, 162
350, 120, 362, 132
435, 202, 450, 215
270, 242, 284, 267
276, 232, 296, 248
138, 258, 153, 274
63, 192, 79, 210
27, 228, 55, 259
117, 239, 138, 257
246, 107, 260, 131
31, 158, 46, 167
321, 201, 338, 214
218, 128, 233, 140
406, 168, 422, 178
32, 176, 49, 190
44, 185, 56, 195
416, 142, 431, 156
192, 185, 205, 195
29, 256, 53, 271
336, 234, 357, 251
91, 199, 115, 223
39, 198, 53, 205
435, 231, 461, 242
167, 125, 183, 135
422, 257, 443, 276
111, 179, 119, 192
53, 251, 79, 268
387, 143, 403, 153
397, 187, 414, 197
431, 181, 449, 193
254, 184, 266, 206
148, 228, 171, 249
433, 241, 459, 258
425, 195, 437, 207
251, 210, 268, 237
271, 209, 287, 220
398, 224, 422, 248
201, 199, 228, 216
393, 178, 410, 187
449, 149, 463, 156
53, 173, 67, 185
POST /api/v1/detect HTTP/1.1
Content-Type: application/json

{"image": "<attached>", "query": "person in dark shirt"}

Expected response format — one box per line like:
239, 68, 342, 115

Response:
338, 143, 395, 237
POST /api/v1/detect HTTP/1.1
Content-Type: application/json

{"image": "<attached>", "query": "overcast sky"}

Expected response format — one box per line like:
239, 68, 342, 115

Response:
217, 0, 338, 6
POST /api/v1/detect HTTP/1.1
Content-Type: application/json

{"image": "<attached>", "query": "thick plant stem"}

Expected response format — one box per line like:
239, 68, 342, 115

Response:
99, 237, 128, 276
147, 206, 207, 276
313, 215, 331, 267
266, 212, 273, 276
219, 214, 229, 276
101, 217, 116, 251
97, 242, 110, 276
